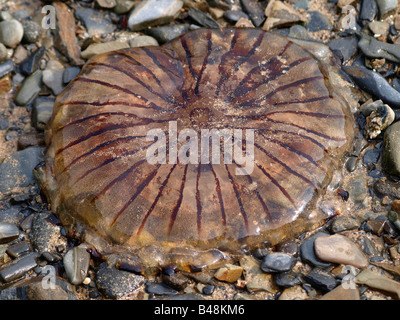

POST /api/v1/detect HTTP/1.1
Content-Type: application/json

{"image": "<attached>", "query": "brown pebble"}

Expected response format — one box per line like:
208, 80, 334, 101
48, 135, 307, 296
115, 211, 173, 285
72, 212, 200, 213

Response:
214, 264, 243, 283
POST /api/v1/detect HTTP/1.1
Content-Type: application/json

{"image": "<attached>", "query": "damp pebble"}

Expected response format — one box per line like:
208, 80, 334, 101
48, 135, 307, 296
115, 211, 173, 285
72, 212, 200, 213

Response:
241, 0, 265, 27
356, 268, 400, 298
376, 0, 398, 17
14, 69, 42, 106
0, 147, 44, 195
313, 234, 369, 269
358, 33, 400, 64
0, 222, 19, 244
304, 268, 338, 292
382, 121, 400, 177
22, 21, 41, 43
42, 59, 65, 95
360, 0, 378, 24
114, 0, 135, 14
32, 96, 54, 131
331, 216, 359, 233
274, 271, 302, 288
63, 66, 81, 84
20, 46, 46, 76
144, 24, 189, 44
300, 232, 332, 267
307, 11, 332, 32
0, 19, 24, 48
129, 35, 159, 48
146, 282, 179, 296
95, 264, 145, 299
0, 252, 38, 283
0, 59, 14, 78
75, 7, 116, 37
6, 241, 30, 259
260, 253, 296, 273
214, 264, 243, 283
127, 0, 183, 31
63, 246, 91, 285
223, 10, 249, 23
188, 7, 221, 28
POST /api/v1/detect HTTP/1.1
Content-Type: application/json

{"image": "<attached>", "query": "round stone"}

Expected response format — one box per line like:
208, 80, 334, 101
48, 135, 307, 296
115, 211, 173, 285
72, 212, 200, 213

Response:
260, 252, 296, 273
0, 20, 24, 48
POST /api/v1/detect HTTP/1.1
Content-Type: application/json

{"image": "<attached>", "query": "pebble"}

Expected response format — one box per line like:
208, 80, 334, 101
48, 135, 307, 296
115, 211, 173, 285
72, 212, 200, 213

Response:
331, 215, 359, 233
304, 268, 338, 292
369, 20, 389, 37
240, 0, 265, 27
53, 2, 84, 66
188, 7, 221, 28
63, 66, 81, 84
214, 264, 243, 283
260, 253, 296, 273
22, 21, 41, 43
129, 35, 159, 48
0, 43, 7, 62
274, 271, 302, 288
161, 269, 188, 290
14, 69, 42, 106
0, 252, 38, 283
278, 285, 308, 300
29, 211, 67, 254
42, 59, 65, 95
356, 268, 400, 298
63, 246, 91, 285
361, 100, 395, 140
363, 148, 381, 164
327, 36, 358, 63
306, 11, 332, 32
376, 0, 398, 18
0, 146, 44, 195
127, 0, 183, 31
146, 282, 179, 296
382, 121, 400, 177
299, 232, 333, 267
293, 0, 309, 10
373, 178, 400, 199
343, 65, 400, 109
6, 241, 30, 259
31, 96, 55, 131
239, 255, 279, 293
144, 24, 189, 44
288, 25, 314, 41
81, 41, 130, 59
360, 0, 378, 24
359, 33, 400, 64
75, 7, 116, 37
0, 222, 19, 244
264, 1, 304, 31
313, 234, 369, 269
0, 19, 24, 48
96, 0, 116, 9
20, 46, 46, 76
0, 59, 14, 78
320, 283, 360, 300
25, 278, 71, 300
114, 0, 135, 14
95, 264, 145, 299
223, 10, 249, 23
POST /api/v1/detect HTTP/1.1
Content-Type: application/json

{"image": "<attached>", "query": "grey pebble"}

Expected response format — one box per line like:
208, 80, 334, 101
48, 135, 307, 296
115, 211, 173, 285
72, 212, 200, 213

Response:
343, 65, 400, 109
360, 0, 378, 24
0, 252, 38, 283
188, 7, 221, 28
146, 282, 179, 296
31, 96, 54, 131
0, 60, 14, 78
63, 66, 80, 84
20, 46, 46, 76
14, 69, 42, 106
128, 0, 183, 31
293, 0, 309, 10
328, 36, 358, 63
376, 0, 398, 17
129, 35, 159, 48
331, 215, 359, 233
0, 42, 6, 62
75, 7, 116, 37
29, 211, 66, 254
288, 25, 314, 41
0, 116, 8, 130
307, 11, 332, 32
95, 265, 145, 299
223, 10, 249, 23
260, 252, 296, 273
0, 146, 44, 195
358, 33, 400, 64
22, 21, 41, 43
363, 148, 381, 165
240, 0, 265, 27
382, 121, 400, 177
0, 19, 24, 48
63, 246, 90, 285
42, 59, 65, 95
144, 24, 189, 44
6, 241, 30, 259
304, 268, 338, 292
113, 0, 135, 14
274, 271, 302, 288
0, 222, 19, 244
299, 232, 332, 267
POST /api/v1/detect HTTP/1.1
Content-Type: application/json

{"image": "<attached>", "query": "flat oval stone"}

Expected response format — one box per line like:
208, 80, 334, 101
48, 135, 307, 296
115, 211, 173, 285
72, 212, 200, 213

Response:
63, 246, 91, 285
314, 234, 369, 269
0, 222, 19, 244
